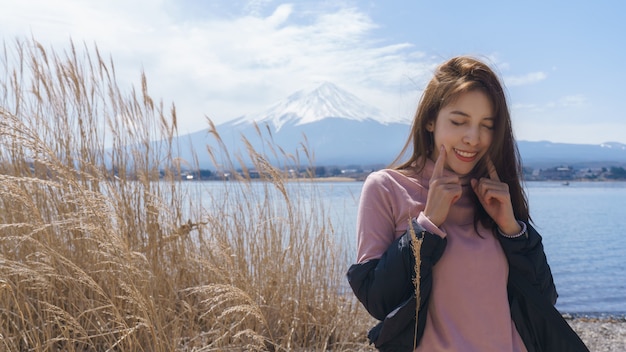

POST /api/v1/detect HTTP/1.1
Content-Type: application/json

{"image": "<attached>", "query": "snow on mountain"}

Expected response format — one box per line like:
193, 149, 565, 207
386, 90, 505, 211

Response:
600, 142, 626, 150
230, 81, 387, 131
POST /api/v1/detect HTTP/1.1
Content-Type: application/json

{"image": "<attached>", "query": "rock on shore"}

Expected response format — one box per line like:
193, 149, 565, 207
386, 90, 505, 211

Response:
567, 317, 626, 351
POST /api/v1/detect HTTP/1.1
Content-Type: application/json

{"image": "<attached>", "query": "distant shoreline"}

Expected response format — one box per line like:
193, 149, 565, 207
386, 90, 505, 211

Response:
290, 176, 358, 182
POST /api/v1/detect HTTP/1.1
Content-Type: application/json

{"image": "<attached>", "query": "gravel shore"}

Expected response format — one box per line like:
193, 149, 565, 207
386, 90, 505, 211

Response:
566, 316, 626, 351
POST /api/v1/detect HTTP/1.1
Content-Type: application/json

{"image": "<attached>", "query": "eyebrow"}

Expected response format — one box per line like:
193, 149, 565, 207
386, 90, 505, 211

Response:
450, 110, 495, 121
450, 110, 470, 117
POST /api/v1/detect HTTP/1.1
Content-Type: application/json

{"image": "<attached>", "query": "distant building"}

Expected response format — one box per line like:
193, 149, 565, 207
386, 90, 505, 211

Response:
576, 168, 603, 179
539, 166, 574, 180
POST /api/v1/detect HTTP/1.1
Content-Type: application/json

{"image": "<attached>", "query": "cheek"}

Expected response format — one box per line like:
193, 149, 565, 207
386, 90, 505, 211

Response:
432, 129, 452, 147
482, 130, 494, 147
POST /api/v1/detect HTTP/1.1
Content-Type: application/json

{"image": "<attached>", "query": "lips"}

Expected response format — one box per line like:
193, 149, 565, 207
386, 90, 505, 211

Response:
453, 148, 478, 162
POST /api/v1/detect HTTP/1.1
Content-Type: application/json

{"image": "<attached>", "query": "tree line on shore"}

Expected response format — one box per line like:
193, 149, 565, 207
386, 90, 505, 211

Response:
169, 164, 626, 181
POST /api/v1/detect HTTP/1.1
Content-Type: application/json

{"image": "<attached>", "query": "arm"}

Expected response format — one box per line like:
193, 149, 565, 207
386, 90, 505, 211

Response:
347, 219, 446, 320
347, 218, 446, 349
347, 171, 447, 348
349, 171, 446, 319
498, 222, 558, 305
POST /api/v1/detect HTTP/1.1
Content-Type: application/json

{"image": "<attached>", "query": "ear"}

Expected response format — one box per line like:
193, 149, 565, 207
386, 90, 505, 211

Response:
425, 121, 435, 132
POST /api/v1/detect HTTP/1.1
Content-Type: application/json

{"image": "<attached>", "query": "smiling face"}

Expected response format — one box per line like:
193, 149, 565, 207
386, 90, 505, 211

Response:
427, 89, 495, 176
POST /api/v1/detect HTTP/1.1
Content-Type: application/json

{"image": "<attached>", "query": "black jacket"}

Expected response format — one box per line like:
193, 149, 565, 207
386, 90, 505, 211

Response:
347, 218, 589, 351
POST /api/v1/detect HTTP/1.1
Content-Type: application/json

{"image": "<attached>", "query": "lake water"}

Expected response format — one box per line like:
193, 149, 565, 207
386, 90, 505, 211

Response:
197, 180, 626, 317
525, 181, 626, 316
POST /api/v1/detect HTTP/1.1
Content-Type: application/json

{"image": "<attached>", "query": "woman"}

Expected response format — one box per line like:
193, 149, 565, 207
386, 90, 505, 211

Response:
347, 56, 588, 351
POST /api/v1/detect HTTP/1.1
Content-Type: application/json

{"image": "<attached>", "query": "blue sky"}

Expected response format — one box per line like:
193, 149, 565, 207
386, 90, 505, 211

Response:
1, 0, 624, 144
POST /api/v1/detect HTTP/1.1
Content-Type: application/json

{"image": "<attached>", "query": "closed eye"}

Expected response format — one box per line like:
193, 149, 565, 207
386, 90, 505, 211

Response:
450, 120, 464, 126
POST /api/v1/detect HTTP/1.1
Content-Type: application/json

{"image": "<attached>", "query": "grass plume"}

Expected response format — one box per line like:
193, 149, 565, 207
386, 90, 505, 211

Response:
408, 220, 423, 350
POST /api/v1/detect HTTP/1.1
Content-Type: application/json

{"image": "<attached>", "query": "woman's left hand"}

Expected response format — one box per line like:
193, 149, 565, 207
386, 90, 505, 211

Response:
471, 159, 521, 236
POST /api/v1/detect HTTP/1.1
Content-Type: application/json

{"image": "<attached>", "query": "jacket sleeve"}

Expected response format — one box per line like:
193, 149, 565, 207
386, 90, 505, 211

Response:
347, 218, 446, 348
498, 222, 558, 305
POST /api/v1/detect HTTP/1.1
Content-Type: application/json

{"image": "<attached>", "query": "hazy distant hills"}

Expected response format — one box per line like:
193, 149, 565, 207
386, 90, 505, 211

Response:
174, 82, 626, 170
518, 141, 626, 168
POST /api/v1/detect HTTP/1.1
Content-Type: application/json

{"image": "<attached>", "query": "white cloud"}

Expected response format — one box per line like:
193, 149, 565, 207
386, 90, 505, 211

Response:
557, 94, 587, 107
505, 71, 547, 86
244, 0, 276, 16
0, 1, 436, 133
511, 103, 540, 111
512, 94, 588, 114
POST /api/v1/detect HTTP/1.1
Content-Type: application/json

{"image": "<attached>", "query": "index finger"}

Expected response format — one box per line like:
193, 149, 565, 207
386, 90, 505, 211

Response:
432, 145, 446, 179
486, 157, 501, 182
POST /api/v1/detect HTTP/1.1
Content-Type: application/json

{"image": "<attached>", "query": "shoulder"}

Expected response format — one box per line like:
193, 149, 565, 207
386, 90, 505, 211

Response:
364, 168, 424, 191
360, 169, 428, 210
365, 168, 419, 185
364, 169, 394, 184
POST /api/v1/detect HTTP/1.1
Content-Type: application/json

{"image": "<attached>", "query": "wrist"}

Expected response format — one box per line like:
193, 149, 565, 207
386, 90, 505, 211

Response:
425, 214, 440, 227
417, 212, 447, 238
498, 220, 527, 238
423, 210, 442, 227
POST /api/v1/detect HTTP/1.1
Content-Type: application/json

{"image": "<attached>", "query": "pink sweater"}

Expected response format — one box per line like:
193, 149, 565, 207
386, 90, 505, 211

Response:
356, 159, 527, 351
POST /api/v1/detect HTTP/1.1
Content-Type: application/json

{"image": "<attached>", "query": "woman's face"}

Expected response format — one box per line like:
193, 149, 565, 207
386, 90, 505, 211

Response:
427, 90, 495, 176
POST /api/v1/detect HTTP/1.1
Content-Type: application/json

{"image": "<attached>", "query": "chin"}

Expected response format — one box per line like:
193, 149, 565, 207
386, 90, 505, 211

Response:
451, 164, 479, 177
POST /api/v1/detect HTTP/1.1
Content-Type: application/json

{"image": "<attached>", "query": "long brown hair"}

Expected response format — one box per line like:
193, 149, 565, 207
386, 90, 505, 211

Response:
391, 56, 530, 227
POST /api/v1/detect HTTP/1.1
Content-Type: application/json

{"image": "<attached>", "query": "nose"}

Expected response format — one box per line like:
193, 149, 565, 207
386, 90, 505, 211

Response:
463, 126, 480, 146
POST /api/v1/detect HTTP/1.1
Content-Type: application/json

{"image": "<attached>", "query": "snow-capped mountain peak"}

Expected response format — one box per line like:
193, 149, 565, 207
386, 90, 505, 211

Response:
233, 81, 387, 131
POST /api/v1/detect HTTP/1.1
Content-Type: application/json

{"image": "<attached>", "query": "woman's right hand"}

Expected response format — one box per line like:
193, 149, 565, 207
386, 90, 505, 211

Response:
423, 146, 462, 227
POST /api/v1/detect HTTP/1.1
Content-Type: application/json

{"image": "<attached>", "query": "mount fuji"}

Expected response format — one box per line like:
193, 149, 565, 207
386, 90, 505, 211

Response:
179, 82, 411, 168
171, 82, 626, 171
229, 82, 390, 131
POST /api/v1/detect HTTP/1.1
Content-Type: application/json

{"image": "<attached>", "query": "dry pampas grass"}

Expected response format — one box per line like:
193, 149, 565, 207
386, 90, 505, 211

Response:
408, 220, 423, 350
0, 37, 375, 351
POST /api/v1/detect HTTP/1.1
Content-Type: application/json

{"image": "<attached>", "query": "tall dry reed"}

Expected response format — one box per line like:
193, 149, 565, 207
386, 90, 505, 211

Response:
0, 37, 374, 351
408, 220, 423, 350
